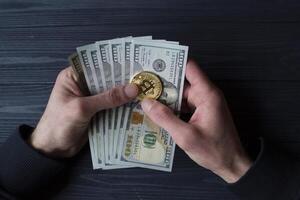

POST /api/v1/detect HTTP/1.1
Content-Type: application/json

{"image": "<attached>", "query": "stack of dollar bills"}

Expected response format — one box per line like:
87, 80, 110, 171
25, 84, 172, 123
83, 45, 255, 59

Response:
69, 36, 188, 172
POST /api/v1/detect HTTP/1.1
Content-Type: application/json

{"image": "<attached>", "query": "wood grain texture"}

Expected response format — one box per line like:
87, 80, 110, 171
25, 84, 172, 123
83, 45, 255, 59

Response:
0, 0, 299, 199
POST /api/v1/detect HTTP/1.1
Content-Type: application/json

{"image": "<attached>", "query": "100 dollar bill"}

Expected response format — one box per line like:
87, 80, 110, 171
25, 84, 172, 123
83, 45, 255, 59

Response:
68, 53, 90, 96
71, 50, 100, 169
119, 40, 188, 171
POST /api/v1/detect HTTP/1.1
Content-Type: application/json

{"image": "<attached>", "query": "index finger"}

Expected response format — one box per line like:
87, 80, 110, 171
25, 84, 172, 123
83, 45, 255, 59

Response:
185, 60, 216, 107
185, 60, 213, 90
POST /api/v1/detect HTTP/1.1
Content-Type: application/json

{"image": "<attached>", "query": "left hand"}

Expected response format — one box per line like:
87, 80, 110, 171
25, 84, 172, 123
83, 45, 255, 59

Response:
29, 67, 138, 158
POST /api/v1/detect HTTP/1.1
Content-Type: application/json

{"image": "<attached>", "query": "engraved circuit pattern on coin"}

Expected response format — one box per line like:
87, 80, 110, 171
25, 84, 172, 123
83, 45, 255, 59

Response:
130, 71, 163, 100
152, 59, 166, 72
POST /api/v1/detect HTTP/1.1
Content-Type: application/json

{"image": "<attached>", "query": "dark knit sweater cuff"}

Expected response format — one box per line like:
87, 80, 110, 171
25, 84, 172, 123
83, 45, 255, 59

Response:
0, 125, 67, 197
227, 139, 300, 200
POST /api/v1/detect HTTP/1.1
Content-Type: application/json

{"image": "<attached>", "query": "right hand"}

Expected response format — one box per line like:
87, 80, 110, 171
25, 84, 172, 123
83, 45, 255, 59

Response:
141, 60, 252, 183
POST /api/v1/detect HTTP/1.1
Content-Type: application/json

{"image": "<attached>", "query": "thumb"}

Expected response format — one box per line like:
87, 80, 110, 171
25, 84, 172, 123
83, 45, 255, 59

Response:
83, 84, 138, 115
141, 99, 190, 141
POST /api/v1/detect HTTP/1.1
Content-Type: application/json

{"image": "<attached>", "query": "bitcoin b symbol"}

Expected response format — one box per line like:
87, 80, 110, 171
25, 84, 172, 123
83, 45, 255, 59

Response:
130, 71, 163, 100
141, 79, 155, 95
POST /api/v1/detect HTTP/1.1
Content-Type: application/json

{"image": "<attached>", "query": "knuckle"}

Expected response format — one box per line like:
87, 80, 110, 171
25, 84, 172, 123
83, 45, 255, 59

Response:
56, 68, 71, 83
57, 69, 67, 80
57, 67, 73, 80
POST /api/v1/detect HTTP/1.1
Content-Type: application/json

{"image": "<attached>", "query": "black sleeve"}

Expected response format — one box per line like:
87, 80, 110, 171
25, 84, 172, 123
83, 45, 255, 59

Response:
0, 125, 67, 199
227, 138, 300, 200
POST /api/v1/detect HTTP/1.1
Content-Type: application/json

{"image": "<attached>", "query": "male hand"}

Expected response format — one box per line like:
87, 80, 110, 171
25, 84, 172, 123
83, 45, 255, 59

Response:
141, 61, 252, 183
29, 67, 138, 158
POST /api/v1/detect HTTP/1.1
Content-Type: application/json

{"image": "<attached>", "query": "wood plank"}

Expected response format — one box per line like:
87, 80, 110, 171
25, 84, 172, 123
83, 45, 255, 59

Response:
0, 0, 300, 83
0, 0, 300, 24
1, 22, 300, 82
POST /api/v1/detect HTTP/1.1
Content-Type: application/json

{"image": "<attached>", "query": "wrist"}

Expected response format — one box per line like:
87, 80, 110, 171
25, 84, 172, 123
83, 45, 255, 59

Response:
28, 114, 85, 158
28, 121, 57, 157
214, 151, 252, 183
27, 116, 66, 158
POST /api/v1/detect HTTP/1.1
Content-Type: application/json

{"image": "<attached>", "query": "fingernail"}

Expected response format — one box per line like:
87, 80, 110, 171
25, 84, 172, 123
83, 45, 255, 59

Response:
141, 98, 154, 112
124, 84, 138, 98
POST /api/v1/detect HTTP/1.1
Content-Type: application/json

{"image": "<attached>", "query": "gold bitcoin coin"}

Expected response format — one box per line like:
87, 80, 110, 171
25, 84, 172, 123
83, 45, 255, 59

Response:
130, 71, 163, 100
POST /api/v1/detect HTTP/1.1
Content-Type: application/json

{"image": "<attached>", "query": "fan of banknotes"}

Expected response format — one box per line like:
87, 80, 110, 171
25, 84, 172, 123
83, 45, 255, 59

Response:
68, 36, 188, 172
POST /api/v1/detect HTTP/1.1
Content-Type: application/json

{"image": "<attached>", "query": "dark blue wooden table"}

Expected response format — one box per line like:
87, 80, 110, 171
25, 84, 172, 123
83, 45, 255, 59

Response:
1, 0, 300, 199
